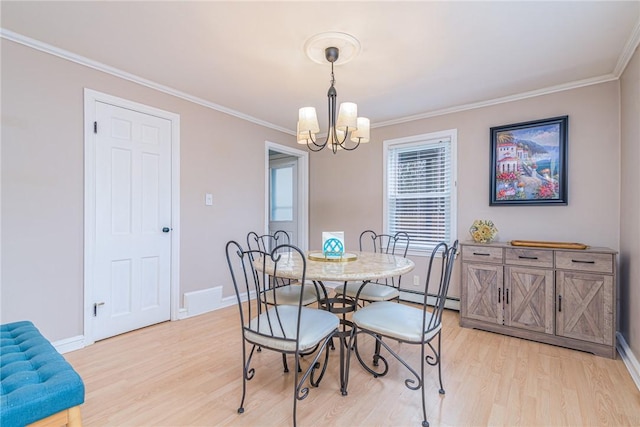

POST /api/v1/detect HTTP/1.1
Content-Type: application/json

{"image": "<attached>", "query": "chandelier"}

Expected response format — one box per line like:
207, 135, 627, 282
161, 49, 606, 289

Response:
297, 36, 370, 154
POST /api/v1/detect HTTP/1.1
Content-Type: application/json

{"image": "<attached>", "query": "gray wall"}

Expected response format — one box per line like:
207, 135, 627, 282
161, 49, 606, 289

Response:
620, 44, 640, 359
0, 39, 297, 341
310, 81, 621, 301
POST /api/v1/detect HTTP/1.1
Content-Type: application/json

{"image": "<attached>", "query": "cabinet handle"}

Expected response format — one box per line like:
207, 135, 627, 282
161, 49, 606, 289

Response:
506, 288, 509, 304
473, 252, 490, 256
571, 259, 595, 264
498, 288, 501, 303
518, 255, 538, 260
558, 295, 562, 312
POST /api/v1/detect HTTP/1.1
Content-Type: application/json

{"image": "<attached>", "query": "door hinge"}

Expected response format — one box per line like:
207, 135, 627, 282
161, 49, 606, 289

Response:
94, 121, 97, 134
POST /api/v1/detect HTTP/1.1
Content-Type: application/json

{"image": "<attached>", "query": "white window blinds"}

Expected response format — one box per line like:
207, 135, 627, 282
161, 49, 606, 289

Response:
385, 131, 456, 252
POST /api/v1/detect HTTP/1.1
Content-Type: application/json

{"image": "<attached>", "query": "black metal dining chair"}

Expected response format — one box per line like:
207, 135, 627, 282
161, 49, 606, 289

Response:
333, 230, 411, 363
347, 240, 458, 427
246, 230, 290, 253
246, 231, 319, 307
226, 241, 339, 427
246, 231, 322, 373
333, 230, 410, 303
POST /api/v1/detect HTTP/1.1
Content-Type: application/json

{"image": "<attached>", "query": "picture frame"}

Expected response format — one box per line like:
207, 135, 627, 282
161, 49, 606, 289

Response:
490, 116, 568, 206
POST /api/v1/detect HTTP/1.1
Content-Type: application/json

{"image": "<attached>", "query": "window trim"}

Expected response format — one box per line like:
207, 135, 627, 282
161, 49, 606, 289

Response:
383, 129, 458, 257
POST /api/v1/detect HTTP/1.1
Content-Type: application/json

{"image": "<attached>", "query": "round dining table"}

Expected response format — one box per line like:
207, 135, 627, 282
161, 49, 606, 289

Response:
263, 250, 415, 283
260, 250, 415, 395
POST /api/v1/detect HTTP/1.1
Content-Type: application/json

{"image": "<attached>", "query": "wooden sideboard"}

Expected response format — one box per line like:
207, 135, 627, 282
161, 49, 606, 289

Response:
459, 241, 617, 358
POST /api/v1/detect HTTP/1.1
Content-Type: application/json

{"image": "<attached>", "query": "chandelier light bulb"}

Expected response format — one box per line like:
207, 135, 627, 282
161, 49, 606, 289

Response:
336, 102, 358, 131
351, 117, 370, 143
298, 107, 320, 135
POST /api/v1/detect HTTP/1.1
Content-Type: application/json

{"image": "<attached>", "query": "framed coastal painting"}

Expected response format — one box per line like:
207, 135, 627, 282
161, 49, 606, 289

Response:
489, 116, 568, 206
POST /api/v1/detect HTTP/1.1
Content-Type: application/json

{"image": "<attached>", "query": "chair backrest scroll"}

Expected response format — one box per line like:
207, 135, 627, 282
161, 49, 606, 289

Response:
423, 240, 459, 333
359, 230, 411, 288
226, 239, 310, 348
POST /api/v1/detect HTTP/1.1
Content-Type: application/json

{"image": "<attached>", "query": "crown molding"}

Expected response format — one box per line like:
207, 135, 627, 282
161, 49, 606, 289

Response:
0, 28, 291, 135
614, 18, 640, 77
1, 26, 633, 136
372, 73, 619, 129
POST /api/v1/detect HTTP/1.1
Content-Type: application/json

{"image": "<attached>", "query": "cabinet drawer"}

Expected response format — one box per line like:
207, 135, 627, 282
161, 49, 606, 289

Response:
462, 245, 503, 263
505, 248, 553, 268
555, 251, 613, 273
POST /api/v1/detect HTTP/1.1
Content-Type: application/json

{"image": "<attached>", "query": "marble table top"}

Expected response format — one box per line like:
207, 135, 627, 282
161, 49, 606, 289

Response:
261, 250, 415, 282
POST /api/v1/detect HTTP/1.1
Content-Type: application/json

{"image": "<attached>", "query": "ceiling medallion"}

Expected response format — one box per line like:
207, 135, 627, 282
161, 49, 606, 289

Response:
304, 32, 361, 65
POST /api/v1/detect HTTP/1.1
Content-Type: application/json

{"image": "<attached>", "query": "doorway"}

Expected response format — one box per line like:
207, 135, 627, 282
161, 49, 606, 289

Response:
269, 153, 298, 245
265, 142, 309, 251
84, 89, 180, 344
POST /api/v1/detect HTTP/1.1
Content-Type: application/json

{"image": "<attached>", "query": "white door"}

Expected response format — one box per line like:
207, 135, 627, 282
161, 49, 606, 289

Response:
92, 101, 172, 341
269, 154, 298, 246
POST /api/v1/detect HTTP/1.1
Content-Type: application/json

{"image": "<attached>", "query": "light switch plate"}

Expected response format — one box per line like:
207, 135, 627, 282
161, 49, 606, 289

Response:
205, 193, 213, 206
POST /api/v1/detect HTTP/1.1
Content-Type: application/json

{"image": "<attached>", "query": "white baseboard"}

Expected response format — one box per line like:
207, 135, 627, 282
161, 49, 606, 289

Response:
617, 332, 640, 391
220, 294, 241, 308
53, 335, 85, 354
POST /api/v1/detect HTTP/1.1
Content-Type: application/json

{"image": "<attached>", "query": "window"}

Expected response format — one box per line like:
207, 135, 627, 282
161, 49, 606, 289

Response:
384, 129, 457, 254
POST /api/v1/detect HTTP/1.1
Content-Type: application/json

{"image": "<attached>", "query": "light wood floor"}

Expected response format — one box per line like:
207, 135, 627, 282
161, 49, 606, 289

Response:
65, 303, 640, 426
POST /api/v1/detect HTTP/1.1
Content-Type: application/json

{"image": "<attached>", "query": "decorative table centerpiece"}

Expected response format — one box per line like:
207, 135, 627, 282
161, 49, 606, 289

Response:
308, 231, 358, 262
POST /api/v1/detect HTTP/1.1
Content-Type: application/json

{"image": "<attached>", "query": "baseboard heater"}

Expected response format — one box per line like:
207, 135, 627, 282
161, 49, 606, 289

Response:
311, 282, 460, 311
399, 288, 460, 311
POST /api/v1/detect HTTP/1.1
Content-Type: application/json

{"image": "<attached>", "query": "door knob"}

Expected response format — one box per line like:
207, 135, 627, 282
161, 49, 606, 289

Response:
162, 227, 171, 233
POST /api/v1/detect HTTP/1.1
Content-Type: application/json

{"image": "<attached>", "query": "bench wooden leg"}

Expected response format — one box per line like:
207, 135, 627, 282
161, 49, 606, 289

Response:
28, 405, 82, 427
68, 406, 82, 427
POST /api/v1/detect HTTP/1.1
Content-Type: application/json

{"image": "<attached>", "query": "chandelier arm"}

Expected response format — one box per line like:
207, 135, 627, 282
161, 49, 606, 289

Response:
304, 131, 326, 151
308, 139, 327, 151
334, 127, 348, 146
338, 140, 361, 151
307, 133, 330, 152
307, 140, 326, 152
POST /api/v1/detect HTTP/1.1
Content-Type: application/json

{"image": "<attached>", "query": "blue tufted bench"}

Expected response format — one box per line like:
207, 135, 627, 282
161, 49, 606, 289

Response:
1, 321, 85, 427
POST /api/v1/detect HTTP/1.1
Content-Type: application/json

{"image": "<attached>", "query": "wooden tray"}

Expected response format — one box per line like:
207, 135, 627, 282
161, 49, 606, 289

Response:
307, 252, 358, 262
510, 240, 588, 250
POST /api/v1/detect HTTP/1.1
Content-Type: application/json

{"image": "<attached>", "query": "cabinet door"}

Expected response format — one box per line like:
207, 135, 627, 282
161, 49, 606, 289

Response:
556, 271, 614, 345
461, 263, 503, 324
505, 266, 554, 334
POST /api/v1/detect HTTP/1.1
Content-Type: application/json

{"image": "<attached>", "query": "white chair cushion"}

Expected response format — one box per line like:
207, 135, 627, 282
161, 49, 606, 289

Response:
263, 284, 319, 306
245, 305, 339, 352
352, 301, 441, 343
334, 282, 400, 302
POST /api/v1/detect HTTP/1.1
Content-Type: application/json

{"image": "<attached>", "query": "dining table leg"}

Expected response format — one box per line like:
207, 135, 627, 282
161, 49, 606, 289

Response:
314, 280, 356, 396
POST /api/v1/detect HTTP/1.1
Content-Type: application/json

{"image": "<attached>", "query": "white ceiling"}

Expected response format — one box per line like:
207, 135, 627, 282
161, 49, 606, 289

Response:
2, 1, 639, 135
